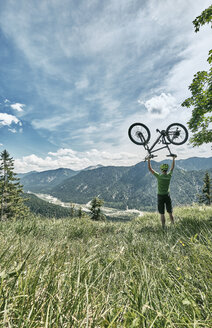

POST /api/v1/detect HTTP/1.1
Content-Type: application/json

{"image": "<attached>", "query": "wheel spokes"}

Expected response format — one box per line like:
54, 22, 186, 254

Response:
131, 127, 148, 143
167, 127, 185, 142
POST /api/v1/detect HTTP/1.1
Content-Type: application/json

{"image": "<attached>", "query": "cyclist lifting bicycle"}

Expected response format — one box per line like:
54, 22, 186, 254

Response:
148, 155, 176, 229
128, 122, 188, 228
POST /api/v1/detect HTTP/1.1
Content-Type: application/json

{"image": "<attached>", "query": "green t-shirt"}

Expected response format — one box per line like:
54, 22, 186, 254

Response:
153, 171, 173, 195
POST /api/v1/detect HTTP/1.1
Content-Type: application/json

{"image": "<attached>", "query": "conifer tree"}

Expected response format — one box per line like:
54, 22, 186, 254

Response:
198, 172, 211, 205
70, 203, 75, 218
0, 150, 29, 220
78, 206, 83, 218
90, 197, 106, 221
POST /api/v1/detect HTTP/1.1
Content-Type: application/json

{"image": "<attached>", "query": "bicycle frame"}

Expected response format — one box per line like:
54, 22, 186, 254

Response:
128, 122, 187, 160
142, 129, 173, 158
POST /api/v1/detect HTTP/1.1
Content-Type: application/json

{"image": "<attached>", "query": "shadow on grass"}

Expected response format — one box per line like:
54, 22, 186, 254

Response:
137, 216, 212, 243
174, 216, 212, 237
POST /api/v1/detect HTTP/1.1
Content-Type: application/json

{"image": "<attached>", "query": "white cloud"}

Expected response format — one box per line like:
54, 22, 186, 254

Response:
14, 142, 212, 173
10, 103, 25, 112
8, 128, 17, 133
32, 115, 73, 131
163, 29, 212, 102
139, 93, 178, 119
0, 113, 20, 126
48, 148, 77, 157
0, 0, 211, 166
75, 78, 89, 89
14, 148, 139, 173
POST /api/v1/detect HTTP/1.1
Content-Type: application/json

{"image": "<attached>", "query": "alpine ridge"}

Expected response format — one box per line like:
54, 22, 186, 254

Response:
19, 157, 212, 211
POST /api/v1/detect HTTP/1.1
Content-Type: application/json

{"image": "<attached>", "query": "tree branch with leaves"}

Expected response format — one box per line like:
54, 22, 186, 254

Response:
181, 5, 212, 146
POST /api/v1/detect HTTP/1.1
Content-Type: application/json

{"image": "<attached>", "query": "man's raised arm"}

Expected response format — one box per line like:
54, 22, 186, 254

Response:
148, 158, 155, 175
170, 155, 177, 172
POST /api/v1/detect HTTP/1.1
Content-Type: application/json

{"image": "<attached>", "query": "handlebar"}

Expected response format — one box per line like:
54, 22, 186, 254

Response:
166, 154, 177, 158
145, 154, 158, 161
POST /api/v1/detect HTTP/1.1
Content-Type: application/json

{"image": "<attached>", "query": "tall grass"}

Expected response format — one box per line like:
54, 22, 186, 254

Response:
0, 205, 211, 327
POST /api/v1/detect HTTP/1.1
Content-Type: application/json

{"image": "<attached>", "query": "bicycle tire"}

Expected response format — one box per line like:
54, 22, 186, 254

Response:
166, 123, 188, 145
128, 123, 151, 145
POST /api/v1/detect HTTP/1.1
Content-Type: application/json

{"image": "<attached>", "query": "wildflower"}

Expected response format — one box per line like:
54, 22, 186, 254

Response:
179, 240, 185, 246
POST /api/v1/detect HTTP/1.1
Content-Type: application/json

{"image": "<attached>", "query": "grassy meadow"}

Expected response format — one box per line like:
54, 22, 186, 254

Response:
0, 206, 212, 327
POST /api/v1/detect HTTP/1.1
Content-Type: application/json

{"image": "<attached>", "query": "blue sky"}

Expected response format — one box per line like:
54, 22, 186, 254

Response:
0, 0, 211, 172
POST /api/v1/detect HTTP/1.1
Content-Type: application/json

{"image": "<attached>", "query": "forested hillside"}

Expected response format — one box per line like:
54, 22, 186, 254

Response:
19, 158, 212, 211
50, 163, 212, 210
19, 168, 78, 192
173, 157, 212, 171
23, 194, 77, 218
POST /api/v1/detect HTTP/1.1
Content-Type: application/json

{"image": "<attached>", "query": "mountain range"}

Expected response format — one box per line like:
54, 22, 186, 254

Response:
18, 168, 78, 193
18, 157, 212, 211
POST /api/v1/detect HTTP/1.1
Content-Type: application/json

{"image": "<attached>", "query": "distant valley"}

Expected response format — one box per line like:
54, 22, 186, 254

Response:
28, 192, 143, 221
19, 157, 212, 211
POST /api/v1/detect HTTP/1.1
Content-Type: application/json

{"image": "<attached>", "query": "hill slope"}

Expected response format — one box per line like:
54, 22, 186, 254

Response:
0, 206, 211, 327
50, 165, 131, 206
19, 157, 212, 210
50, 162, 212, 210
23, 193, 76, 218
19, 168, 78, 192
159, 156, 212, 171
176, 156, 212, 171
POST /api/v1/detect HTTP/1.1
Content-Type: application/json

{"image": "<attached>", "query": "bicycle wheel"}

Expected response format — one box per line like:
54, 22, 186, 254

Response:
128, 123, 151, 145
166, 123, 188, 145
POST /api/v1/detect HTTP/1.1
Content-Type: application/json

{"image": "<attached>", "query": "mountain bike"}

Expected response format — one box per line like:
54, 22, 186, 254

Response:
128, 123, 188, 160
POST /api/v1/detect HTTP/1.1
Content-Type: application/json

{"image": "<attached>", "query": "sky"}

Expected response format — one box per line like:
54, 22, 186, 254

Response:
0, 0, 211, 173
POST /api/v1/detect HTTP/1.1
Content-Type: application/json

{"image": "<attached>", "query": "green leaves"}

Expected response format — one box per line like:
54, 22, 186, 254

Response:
192, 5, 212, 32
182, 5, 212, 146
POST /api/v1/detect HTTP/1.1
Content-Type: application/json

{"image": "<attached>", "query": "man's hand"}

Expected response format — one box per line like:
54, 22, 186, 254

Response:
145, 154, 157, 161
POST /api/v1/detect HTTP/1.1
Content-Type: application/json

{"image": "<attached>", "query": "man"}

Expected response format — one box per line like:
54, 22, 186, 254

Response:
148, 155, 176, 229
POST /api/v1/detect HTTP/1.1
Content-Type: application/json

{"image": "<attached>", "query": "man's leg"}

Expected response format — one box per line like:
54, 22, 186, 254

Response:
166, 195, 174, 225
160, 214, 166, 229
158, 195, 165, 229
168, 212, 174, 225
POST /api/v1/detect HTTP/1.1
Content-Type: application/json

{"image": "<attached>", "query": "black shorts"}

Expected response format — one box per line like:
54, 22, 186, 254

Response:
157, 194, 172, 214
